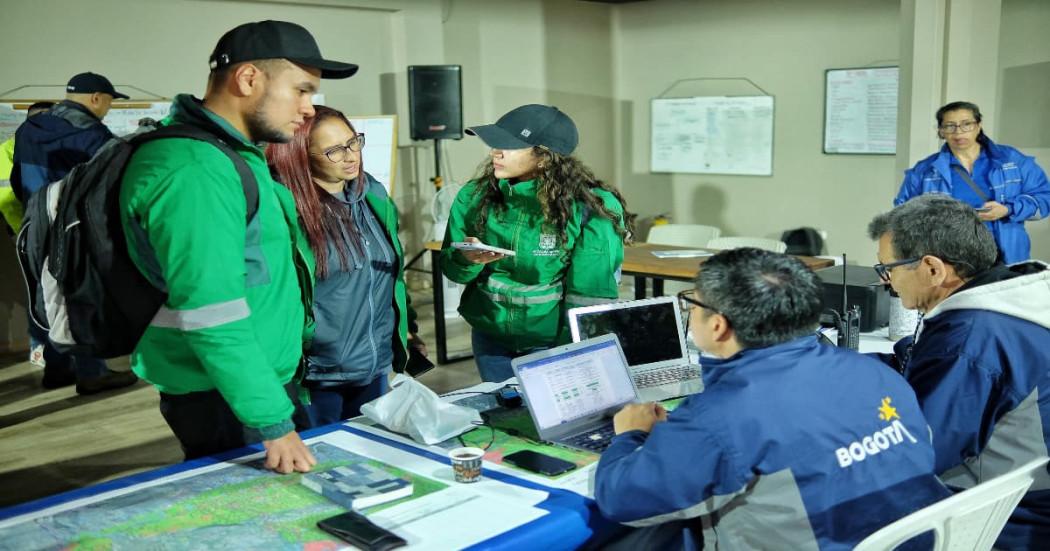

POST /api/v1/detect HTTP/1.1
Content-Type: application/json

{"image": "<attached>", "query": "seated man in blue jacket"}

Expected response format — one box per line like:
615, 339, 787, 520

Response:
869, 194, 1050, 550
11, 71, 137, 394
593, 248, 949, 550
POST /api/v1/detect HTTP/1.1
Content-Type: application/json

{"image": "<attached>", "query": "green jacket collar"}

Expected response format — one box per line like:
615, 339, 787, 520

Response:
168, 94, 260, 154
497, 178, 538, 197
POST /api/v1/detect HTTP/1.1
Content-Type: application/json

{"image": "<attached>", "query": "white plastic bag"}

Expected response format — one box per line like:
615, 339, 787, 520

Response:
361, 375, 481, 445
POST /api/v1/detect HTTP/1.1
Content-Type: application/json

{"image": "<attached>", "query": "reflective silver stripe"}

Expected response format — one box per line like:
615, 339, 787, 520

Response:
940, 388, 1050, 492
565, 294, 616, 307
150, 298, 250, 330
479, 289, 561, 305
1020, 194, 1048, 220
481, 278, 563, 294
625, 469, 820, 550
0, 179, 10, 189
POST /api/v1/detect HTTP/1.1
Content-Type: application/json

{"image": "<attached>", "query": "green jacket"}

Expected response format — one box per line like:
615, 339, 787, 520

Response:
0, 137, 25, 232
120, 94, 315, 441
441, 179, 625, 352
363, 182, 416, 374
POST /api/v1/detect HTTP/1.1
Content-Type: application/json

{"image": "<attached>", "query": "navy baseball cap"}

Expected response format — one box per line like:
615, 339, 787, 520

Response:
466, 104, 579, 156
209, 20, 358, 79
66, 72, 129, 99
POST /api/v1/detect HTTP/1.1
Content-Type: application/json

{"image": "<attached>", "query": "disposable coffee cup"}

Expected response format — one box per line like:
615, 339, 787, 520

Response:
449, 447, 484, 483
888, 291, 920, 341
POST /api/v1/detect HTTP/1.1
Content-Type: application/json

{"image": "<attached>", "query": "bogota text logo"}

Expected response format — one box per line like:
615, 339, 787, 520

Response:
835, 396, 917, 468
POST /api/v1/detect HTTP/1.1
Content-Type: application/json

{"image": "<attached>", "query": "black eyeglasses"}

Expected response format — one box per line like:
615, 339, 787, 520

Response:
676, 290, 729, 325
937, 120, 978, 134
311, 134, 366, 163
873, 257, 921, 281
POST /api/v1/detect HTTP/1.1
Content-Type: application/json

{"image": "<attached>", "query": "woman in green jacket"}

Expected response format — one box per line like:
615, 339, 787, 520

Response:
441, 104, 634, 382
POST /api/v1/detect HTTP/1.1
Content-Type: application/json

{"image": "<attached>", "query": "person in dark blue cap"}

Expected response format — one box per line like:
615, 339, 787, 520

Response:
440, 104, 636, 382
11, 72, 137, 395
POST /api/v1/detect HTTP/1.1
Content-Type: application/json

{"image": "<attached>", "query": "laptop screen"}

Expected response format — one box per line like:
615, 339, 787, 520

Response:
574, 301, 682, 367
515, 338, 637, 432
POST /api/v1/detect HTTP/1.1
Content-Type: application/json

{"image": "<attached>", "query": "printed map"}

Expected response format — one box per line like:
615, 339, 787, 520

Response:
0, 443, 446, 551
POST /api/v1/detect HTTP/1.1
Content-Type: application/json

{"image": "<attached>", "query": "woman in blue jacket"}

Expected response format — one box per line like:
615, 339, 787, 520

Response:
267, 105, 426, 425
896, 101, 1050, 263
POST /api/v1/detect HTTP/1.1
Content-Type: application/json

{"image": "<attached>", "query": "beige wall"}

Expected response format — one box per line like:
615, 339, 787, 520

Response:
998, 0, 1050, 261
612, 0, 900, 263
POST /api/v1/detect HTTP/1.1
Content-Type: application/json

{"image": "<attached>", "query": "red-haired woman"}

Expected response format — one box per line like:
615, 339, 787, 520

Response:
267, 105, 425, 425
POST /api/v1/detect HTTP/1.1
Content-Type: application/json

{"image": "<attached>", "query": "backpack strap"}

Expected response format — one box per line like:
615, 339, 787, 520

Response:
949, 164, 991, 204
130, 124, 260, 222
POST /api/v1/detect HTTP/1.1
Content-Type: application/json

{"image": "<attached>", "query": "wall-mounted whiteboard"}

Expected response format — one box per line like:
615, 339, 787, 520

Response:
348, 115, 398, 195
651, 96, 774, 176
0, 101, 171, 142
823, 66, 898, 154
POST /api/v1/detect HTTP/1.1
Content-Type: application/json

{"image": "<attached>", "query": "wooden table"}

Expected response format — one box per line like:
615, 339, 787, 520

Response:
621, 242, 834, 298
423, 241, 834, 363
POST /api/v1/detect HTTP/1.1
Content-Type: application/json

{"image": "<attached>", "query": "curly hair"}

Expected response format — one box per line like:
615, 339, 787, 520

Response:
470, 148, 635, 247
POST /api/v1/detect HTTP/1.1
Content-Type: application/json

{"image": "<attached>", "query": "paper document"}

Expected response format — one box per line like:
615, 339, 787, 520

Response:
651, 250, 714, 258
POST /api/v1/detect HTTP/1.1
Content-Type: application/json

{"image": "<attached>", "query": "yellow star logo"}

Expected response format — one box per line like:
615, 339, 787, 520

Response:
878, 397, 900, 421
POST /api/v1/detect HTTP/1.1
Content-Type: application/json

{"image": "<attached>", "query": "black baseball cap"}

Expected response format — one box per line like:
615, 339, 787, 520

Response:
66, 72, 129, 99
209, 20, 358, 79
466, 104, 579, 156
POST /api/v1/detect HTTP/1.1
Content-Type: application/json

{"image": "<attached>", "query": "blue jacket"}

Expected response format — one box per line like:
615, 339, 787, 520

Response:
305, 173, 411, 384
895, 139, 1050, 264
10, 100, 113, 202
594, 336, 949, 550
894, 261, 1050, 550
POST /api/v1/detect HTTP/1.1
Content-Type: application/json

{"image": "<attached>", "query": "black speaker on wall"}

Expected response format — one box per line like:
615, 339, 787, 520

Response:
408, 65, 463, 141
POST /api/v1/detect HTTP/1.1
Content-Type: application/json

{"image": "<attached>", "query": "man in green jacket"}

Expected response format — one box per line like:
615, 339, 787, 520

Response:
120, 21, 357, 473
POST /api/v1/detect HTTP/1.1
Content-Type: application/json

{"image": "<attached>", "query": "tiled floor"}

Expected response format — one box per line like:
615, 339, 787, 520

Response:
0, 289, 481, 508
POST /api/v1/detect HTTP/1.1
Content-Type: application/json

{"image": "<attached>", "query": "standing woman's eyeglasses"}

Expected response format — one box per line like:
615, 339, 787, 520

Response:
311, 134, 366, 163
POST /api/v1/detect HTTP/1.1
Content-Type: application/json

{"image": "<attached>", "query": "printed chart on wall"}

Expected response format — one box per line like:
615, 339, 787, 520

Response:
651, 96, 774, 176
823, 66, 898, 154
349, 115, 398, 195
0, 101, 172, 142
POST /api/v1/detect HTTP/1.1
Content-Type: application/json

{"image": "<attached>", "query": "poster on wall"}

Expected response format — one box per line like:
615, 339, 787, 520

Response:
0, 101, 172, 142
349, 115, 398, 195
650, 96, 774, 176
823, 66, 898, 154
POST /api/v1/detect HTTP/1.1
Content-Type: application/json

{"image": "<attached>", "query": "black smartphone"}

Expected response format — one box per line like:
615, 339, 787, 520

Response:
503, 450, 577, 476
317, 511, 407, 551
405, 345, 435, 378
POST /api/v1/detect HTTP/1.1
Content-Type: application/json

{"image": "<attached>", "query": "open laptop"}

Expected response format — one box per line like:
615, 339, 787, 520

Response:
511, 334, 638, 454
568, 296, 703, 402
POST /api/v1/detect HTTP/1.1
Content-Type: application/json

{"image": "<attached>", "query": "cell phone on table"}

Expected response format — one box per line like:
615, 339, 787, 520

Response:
317, 511, 407, 551
503, 450, 577, 476
450, 241, 517, 257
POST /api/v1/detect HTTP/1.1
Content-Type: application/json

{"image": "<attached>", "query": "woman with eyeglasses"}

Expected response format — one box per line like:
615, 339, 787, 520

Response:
895, 100, 1050, 264
441, 104, 635, 382
266, 105, 426, 425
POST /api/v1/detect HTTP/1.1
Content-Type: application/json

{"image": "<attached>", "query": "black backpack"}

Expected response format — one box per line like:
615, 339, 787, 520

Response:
15, 123, 259, 358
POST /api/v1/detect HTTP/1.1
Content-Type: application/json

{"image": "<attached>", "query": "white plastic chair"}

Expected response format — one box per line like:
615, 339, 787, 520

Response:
854, 457, 1049, 551
647, 224, 722, 249
706, 236, 787, 253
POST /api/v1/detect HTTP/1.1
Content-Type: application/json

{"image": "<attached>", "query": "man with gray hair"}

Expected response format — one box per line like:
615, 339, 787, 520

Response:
868, 194, 1050, 549
594, 248, 947, 549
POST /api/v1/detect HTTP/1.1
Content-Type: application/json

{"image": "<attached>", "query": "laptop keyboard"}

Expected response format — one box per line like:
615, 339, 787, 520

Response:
633, 366, 701, 389
564, 424, 616, 453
